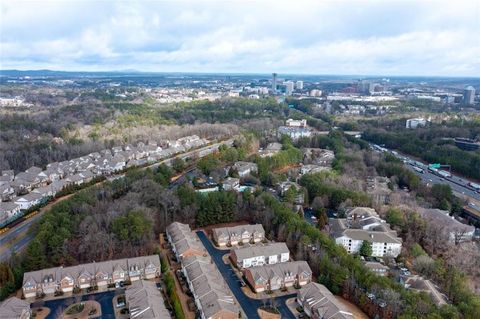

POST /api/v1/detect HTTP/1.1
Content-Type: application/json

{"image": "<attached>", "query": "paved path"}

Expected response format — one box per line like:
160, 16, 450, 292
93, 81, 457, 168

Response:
196, 231, 296, 319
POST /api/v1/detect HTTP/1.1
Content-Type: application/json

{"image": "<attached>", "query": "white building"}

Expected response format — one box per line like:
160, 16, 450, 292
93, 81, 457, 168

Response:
295, 81, 304, 90
232, 161, 257, 177
286, 118, 307, 128
329, 207, 402, 258
406, 118, 427, 129
464, 86, 475, 105
14, 193, 44, 210
310, 89, 322, 97
230, 243, 290, 269
278, 126, 311, 140
284, 81, 294, 95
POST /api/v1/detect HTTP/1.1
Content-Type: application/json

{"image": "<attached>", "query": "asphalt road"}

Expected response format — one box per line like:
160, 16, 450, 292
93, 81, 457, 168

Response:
370, 144, 480, 202
404, 164, 480, 200
0, 212, 43, 262
196, 231, 296, 319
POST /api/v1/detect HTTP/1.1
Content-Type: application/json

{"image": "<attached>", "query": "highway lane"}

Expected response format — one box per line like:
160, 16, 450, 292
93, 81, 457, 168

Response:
368, 143, 480, 201
404, 164, 480, 200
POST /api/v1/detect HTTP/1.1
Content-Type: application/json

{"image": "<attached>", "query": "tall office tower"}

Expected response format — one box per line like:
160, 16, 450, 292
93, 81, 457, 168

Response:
285, 81, 294, 95
272, 73, 278, 91
296, 81, 304, 90
463, 86, 475, 105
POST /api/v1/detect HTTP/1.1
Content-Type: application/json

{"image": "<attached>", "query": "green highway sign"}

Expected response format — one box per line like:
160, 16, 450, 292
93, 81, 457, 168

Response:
430, 163, 441, 168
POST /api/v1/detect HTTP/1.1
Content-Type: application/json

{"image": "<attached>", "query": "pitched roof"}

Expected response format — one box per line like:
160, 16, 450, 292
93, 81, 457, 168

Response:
0, 297, 30, 319
232, 242, 289, 261
298, 282, 354, 319
245, 261, 312, 284
126, 280, 170, 319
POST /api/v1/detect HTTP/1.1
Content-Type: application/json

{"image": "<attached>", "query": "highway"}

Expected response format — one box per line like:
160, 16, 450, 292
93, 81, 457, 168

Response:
369, 143, 480, 202
0, 214, 42, 261
0, 138, 236, 262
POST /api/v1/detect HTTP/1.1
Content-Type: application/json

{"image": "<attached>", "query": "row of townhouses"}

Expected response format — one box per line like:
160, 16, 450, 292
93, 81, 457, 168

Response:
182, 256, 239, 319
22, 255, 161, 299
243, 261, 313, 293
0, 135, 208, 227
165, 222, 240, 319
230, 242, 290, 269
329, 207, 402, 257
126, 280, 170, 319
297, 282, 354, 319
212, 224, 265, 247
166, 222, 207, 260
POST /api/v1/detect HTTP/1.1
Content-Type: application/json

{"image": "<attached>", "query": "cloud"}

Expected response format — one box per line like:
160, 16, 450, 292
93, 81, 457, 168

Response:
1, 0, 479, 76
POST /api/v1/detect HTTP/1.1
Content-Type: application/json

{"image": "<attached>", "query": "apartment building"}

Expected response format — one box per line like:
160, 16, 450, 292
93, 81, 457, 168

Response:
232, 161, 258, 177
243, 261, 312, 293
212, 224, 265, 247
22, 255, 160, 299
330, 207, 402, 257
297, 282, 354, 319
230, 242, 290, 268
166, 222, 206, 260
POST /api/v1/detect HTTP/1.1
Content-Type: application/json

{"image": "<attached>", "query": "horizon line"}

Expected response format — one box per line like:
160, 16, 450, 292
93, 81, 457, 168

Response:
1, 69, 479, 80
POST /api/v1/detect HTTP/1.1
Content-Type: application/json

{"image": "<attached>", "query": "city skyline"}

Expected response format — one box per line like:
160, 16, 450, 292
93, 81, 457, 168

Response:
1, 0, 479, 76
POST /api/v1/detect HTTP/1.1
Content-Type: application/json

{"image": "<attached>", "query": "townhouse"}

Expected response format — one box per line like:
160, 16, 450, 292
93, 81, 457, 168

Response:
330, 207, 402, 258
126, 280, 170, 319
22, 255, 160, 299
166, 222, 206, 260
0, 297, 31, 319
243, 261, 312, 293
212, 224, 265, 247
182, 255, 239, 319
0, 183, 15, 201
0, 202, 21, 226
297, 282, 354, 319
232, 161, 258, 177
2, 135, 209, 230
230, 242, 290, 269
14, 192, 45, 211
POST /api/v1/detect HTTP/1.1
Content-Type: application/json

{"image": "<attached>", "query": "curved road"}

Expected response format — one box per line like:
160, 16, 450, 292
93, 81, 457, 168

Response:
196, 231, 296, 319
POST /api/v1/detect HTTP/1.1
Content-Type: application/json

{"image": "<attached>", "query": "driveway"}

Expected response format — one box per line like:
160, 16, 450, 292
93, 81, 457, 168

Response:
196, 231, 296, 319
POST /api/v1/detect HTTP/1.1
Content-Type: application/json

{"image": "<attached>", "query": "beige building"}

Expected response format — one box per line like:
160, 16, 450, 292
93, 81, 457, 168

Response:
212, 224, 265, 247
22, 255, 160, 299
243, 261, 312, 293
166, 222, 206, 260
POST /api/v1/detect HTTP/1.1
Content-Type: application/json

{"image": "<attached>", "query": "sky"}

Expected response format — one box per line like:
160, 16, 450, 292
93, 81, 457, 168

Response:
1, 0, 479, 76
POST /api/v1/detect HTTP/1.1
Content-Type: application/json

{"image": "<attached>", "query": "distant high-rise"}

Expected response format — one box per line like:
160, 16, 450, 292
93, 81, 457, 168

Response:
284, 81, 294, 95
272, 73, 278, 91
295, 81, 304, 90
463, 86, 475, 105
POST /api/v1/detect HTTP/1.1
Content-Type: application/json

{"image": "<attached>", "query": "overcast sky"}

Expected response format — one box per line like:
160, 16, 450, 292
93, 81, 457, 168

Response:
1, 0, 479, 76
